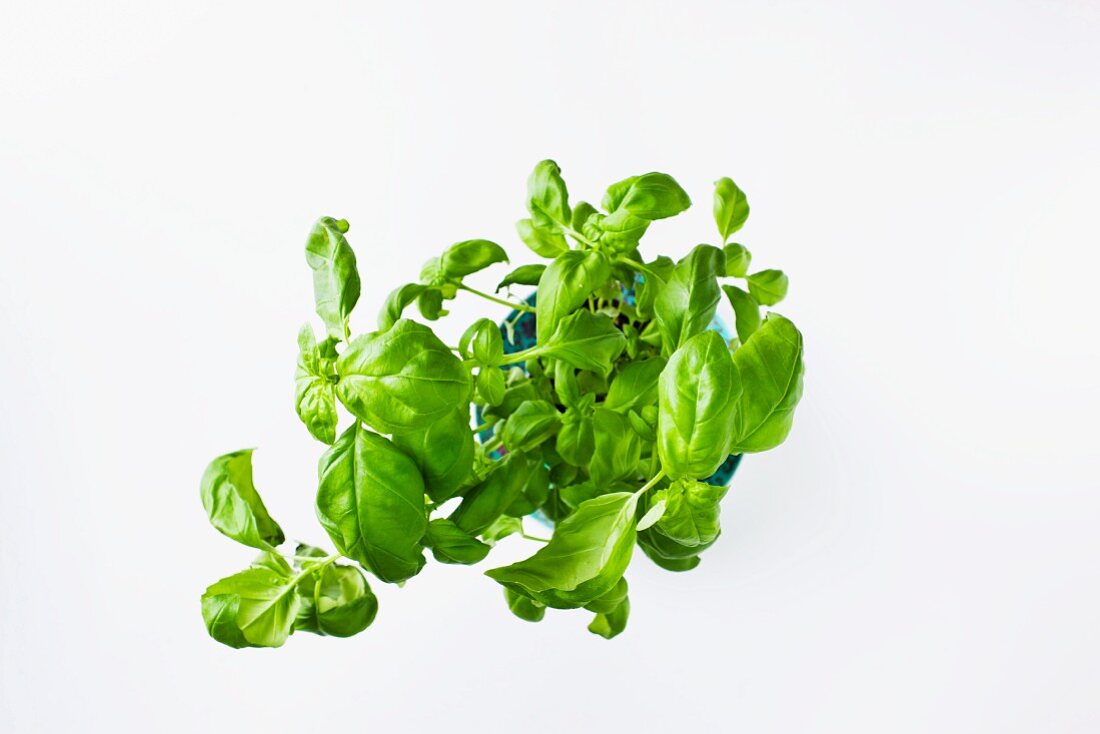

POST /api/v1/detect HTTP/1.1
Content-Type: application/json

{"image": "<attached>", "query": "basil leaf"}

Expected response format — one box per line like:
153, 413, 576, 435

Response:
556, 409, 595, 467
652, 480, 727, 547
602, 172, 691, 220
335, 319, 471, 434
516, 218, 569, 258
506, 460, 551, 517
471, 319, 504, 366
476, 367, 506, 406
440, 239, 509, 279
653, 244, 724, 356
502, 400, 561, 453
588, 408, 642, 486
295, 324, 338, 444
657, 330, 741, 480
526, 159, 571, 230
593, 209, 650, 253
585, 577, 630, 639
535, 250, 611, 344
639, 523, 715, 563
485, 491, 641, 609
746, 269, 789, 306
505, 587, 546, 623
603, 357, 666, 413
378, 283, 428, 331
729, 314, 804, 453
481, 515, 523, 546
294, 563, 377, 637
416, 287, 447, 320
713, 177, 750, 242
722, 242, 752, 278
721, 284, 762, 344
202, 564, 300, 648
538, 310, 626, 377
634, 255, 674, 321
305, 217, 361, 340
588, 596, 630, 639
391, 408, 474, 503
450, 453, 528, 535
200, 449, 285, 550
315, 424, 427, 583
496, 263, 546, 291
424, 518, 492, 565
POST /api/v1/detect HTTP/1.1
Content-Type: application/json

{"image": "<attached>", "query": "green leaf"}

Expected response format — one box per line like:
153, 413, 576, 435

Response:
603, 172, 691, 220
537, 310, 626, 377
450, 453, 529, 535
636, 498, 667, 531
652, 479, 727, 547
202, 564, 300, 648
391, 408, 474, 503
501, 399, 561, 453
294, 324, 338, 444
471, 320, 504, 366
746, 269, 789, 306
481, 515, 523, 546
424, 518, 492, 565
535, 250, 611, 344
728, 314, 804, 453
588, 597, 630, 639
556, 409, 594, 467
485, 491, 641, 609
504, 587, 546, 622
335, 319, 471, 434
200, 449, 285, 550
638, 534, 704, 572
315, 424, 427, 583
603, 357, 666, 413
592, 209, 650, 253
496, 264, 546, 291
721, 284, 762, 344
416, 287, 447, 320
506, 460, 551, 517
588, 408, 642, 486
635, 255, 674, 321
476, 367, 506, 406
294, 563, 377, 638
585, 578, 630, 639
657, 331, 741, 480
378, 283, 429, 331
516, 218, 569, 258
654, 244, 724, 356
305, 217, 361, 340
440, 239, 509, 279
722, 242, 752, 278
713, 177, 750, 242
526, 159, 571, 230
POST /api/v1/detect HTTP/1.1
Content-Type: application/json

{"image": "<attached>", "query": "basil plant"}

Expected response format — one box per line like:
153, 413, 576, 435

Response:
200, 160, 805, 647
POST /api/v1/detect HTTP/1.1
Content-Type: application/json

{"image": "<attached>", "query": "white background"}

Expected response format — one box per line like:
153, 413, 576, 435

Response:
2, 1, 1098, 731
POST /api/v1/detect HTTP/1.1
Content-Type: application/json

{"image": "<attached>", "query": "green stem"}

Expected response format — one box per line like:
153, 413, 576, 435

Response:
459, 284, 536, 313
521, 531, 550, 543
481, 436, 503, 455
500, 345, 543, 366
635, 468, 667, 496
471, 421, 493, 434
617, 257, 659, 281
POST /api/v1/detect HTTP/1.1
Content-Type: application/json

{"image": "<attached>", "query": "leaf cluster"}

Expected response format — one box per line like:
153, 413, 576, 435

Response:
200, 161, 805, 647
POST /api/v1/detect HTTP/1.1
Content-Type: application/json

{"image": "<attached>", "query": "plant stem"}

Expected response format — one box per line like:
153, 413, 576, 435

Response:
521, 531, 550, 543
617, 257, 659, 281
635, 468, 667, 496
471, 420, 493, 434
458, 284, 536, 313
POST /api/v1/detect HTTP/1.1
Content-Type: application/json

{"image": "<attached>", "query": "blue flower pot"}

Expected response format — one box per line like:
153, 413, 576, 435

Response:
479, 288, 743, 489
